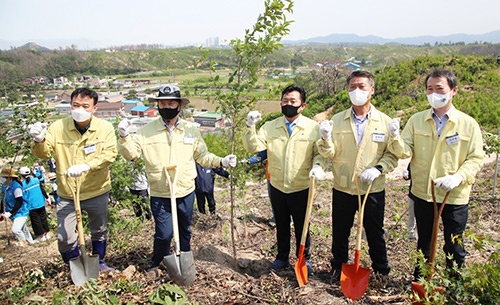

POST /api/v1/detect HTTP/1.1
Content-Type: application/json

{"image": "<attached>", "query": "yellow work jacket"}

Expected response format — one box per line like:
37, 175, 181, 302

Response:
317, 106, 398, 195
118, 118, 222, 198
387, 107, 484, 205
31, 116, 117, 201
243, 115, 324, 194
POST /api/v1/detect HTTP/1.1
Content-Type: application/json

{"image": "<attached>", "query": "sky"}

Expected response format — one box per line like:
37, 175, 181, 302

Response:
1, 0, 499, 50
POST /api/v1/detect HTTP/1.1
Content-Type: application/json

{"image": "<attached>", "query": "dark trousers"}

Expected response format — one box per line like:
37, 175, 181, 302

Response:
29, 206, 49, 237
195, 191, 216, 214
331, 188, 390, 275
130, 189, 152, 220
150, 192, 195, 268
412, 194, 468, 280
270, 185, 310, 262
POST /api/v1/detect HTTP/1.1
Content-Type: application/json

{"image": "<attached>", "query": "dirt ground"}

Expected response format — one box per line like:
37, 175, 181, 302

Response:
0, 159, 498, 304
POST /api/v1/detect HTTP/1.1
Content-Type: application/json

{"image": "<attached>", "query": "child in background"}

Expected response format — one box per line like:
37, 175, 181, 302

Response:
47, 172, 59, 205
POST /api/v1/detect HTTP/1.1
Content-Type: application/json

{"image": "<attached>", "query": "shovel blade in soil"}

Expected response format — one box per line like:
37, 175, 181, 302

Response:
411, 281, 445, 305
340, 260, 370, 301
294, 245, 308, 287
163, 251, 196, 286
69, 250, 100, 286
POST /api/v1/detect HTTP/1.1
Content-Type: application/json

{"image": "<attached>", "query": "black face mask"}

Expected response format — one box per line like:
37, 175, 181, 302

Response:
158, 106, 180, 121
281, 104, 301, 118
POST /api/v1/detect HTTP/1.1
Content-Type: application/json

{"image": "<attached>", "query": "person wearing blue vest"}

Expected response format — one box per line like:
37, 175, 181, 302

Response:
1, 167, 34, 246
33, 161, 46, 188
19, 167, 51, 242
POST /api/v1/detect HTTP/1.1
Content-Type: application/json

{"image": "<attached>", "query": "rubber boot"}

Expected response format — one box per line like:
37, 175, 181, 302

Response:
61, 247, 80, 265
92, 240, 114, 272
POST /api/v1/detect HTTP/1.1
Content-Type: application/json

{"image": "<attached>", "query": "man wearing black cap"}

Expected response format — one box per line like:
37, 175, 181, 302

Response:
117, 85, 237, 278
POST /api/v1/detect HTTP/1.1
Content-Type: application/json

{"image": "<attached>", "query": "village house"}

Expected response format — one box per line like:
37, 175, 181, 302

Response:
193, 112, 225, 130
105, 94, 125, 104
54, 101, 71, 114
130, 105, 156, 118
94, 101, 123, 119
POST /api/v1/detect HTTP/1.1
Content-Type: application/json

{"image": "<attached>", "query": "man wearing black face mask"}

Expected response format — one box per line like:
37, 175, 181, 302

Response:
117, 84, 237, 280
243, 84, 325, 276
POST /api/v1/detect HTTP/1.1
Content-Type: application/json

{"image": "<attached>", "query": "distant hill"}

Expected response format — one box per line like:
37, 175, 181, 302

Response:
2, 30, 500, 51
15, 42, 52, 52
283, 30, 500, 46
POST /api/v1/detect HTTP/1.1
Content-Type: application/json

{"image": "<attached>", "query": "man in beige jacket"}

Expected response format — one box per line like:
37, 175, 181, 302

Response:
317, 70, 398, 283
243, 84, 325, 276
117, 85, 236, 277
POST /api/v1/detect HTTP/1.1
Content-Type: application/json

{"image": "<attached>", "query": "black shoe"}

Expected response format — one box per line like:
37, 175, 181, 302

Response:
330, 268, 341, 284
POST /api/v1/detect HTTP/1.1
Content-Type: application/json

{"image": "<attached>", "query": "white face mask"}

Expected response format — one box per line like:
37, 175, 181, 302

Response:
427, 92, 451, 109
71, 108, 92, 122
349, 88, 370, 106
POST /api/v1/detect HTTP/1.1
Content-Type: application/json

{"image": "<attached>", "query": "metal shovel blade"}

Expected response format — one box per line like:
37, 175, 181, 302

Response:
163, 250, 196, 286
411, 280, 445, 305
341, 250, 371, 301
294, 176, 316, 287
69, 247, 100, 286
294, 245, 308, 287
411, 281, 426, 305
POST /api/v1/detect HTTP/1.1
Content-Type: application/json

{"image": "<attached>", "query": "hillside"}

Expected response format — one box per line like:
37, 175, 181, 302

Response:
1, 161, 499, 304
1, 43, 499, 83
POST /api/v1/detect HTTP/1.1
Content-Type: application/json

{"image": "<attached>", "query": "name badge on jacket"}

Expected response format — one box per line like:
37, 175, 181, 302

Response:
184, 136, 194, 144
372, 132, 385, 143
84, 144, 96, 154
445, 133, 460, 145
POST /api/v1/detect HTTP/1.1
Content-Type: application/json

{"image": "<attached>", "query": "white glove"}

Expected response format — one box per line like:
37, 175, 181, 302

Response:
29, 122, 48, 142
246, 111, 262, 127
435, 173, 463, 192
118, 119, 132, 137
359, 167, 381, 184
309, 164, 325, 181
388, 118, 400, 139
319, 120, 333, 141
53, 184, 58, 192
66, 164, 91, 177
221, 155, 237, 168
3, 212, 11, 219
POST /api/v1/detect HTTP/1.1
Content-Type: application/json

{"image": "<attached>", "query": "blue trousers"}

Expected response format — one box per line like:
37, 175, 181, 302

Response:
150, 192, 195, 267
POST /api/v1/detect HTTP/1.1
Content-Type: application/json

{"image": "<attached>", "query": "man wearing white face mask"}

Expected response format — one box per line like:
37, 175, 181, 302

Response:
30, 87, 117, 272
316, 70, 398, 285
387, 69, 484, 282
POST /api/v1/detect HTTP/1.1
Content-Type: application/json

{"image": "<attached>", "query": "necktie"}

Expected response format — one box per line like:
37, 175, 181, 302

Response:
286, 122, 295, 136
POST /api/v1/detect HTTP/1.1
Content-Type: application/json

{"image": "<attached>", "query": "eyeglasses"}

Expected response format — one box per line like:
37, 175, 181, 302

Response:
280, 99, 302, 106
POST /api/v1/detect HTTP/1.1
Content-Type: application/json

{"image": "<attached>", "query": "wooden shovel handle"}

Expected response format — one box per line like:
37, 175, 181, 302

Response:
299, 176, 316, 246
165, 165, 180, 254
355, 179, 372, 251
67, 176, 85, 247
429, 182, 451, 263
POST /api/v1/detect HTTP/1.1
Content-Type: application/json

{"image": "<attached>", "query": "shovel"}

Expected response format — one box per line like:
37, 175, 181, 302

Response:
294, 175, 316, 287
2, 195, 10, 246
411, 182, 450, 305
340, 180, 372, 301
68, 176, 100, 286
162, 165, 196, 286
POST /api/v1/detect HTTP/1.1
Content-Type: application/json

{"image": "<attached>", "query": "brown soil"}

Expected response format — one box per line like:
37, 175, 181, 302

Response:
0, 161, 499, 304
